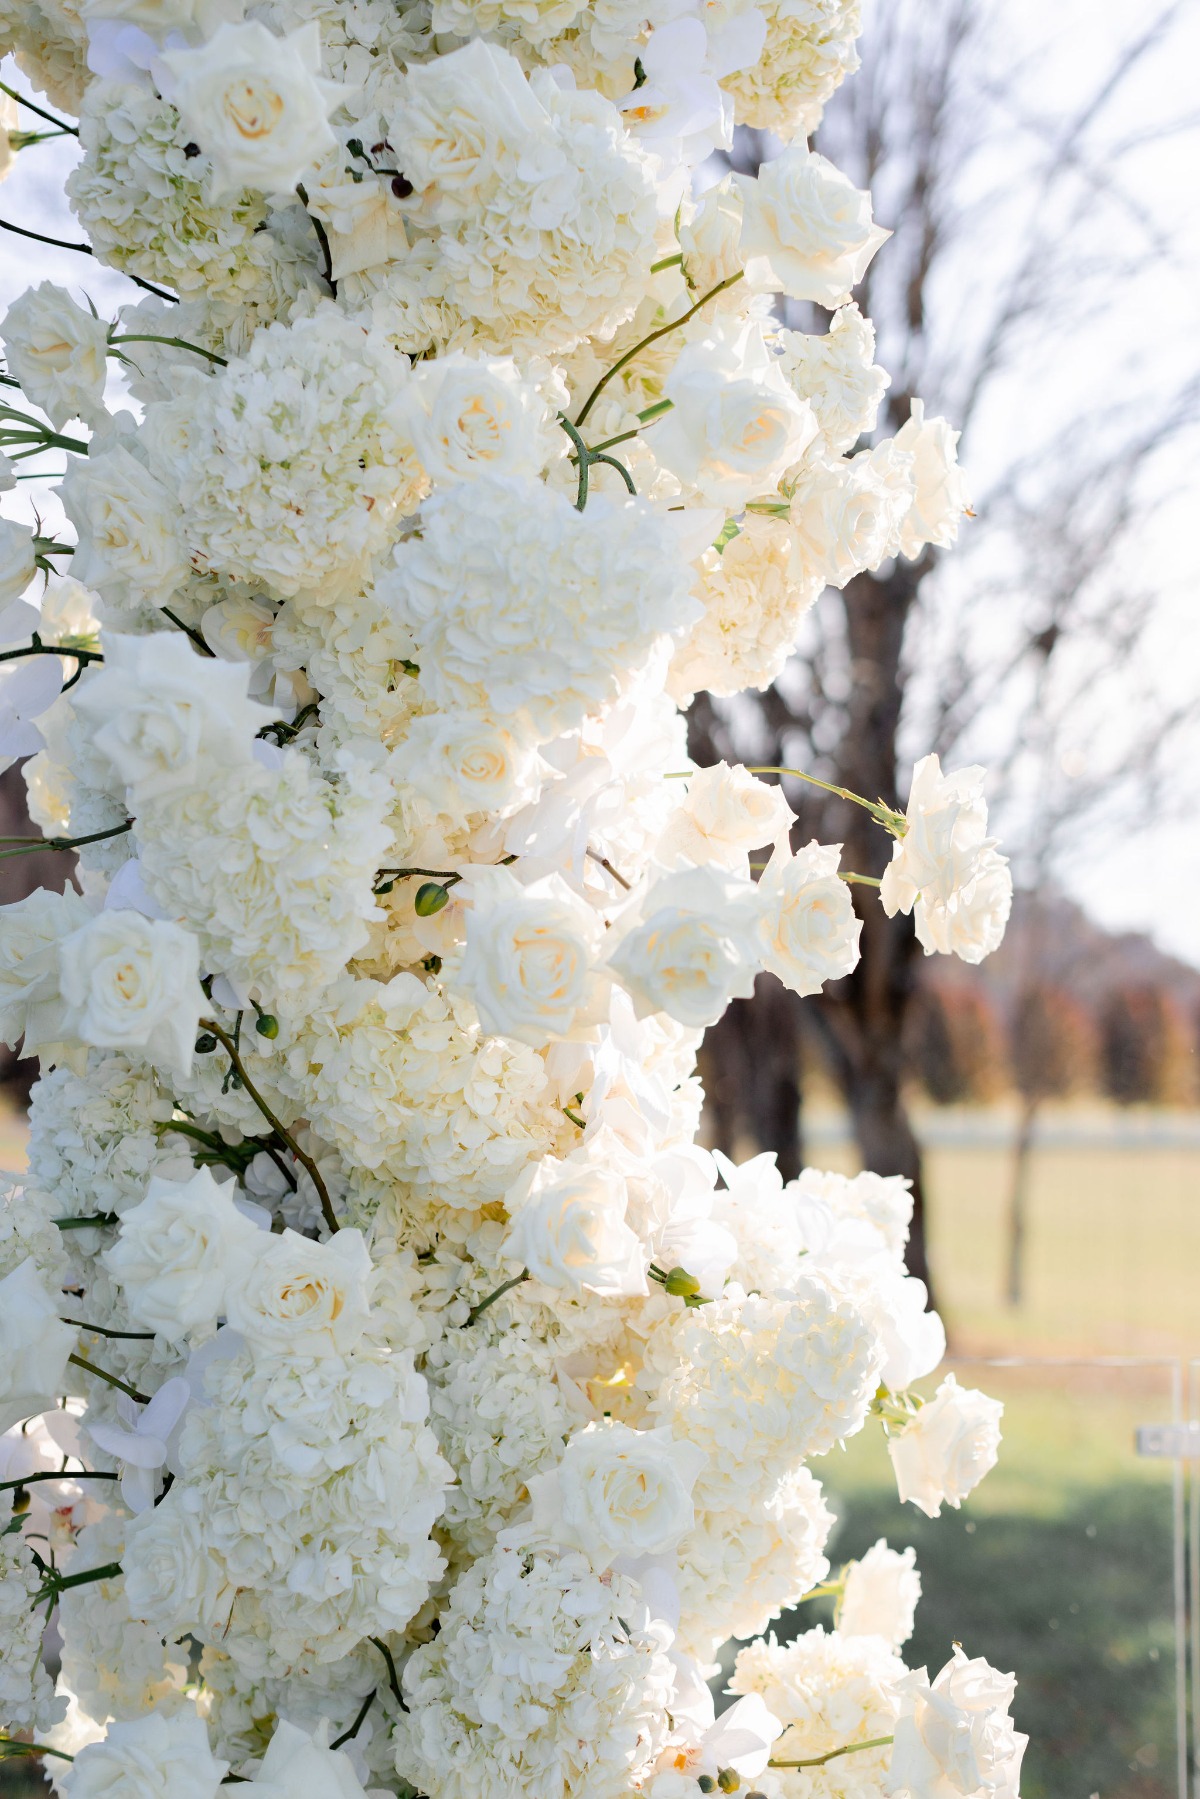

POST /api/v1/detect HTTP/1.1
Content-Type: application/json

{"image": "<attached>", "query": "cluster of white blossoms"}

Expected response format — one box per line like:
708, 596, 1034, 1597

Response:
0, 0, 1023, 1789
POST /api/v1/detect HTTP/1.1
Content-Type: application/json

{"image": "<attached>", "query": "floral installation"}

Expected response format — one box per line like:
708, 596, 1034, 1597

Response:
0, 0, 1023, 1794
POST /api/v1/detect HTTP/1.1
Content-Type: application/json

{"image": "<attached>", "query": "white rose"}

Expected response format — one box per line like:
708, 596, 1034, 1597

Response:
914, 849, 1013, 966
391, 712, 542, 818
57, 909, 203, 1076
249, 1720, 368, 1799
654, 321, 817, 506
756, 840, 862, 996
502, 1152, 647, 1297
456, 866, 608, 1047
886, 1645, 1027, 1799
65, 1710, 229, 1799
840, 1539, 921, 1647
224, 1226, 374, 1356
72, 632, 274, 802
737, 147, 890, 307
679, 175, 745, 293
0, 1259, 76, 1434
658, 761, 794, 872
390, 352, 555, 485
62, 445, 188, 614
790, 447, 913, 588
888, 1374, 1003, 1518
2, 283, 110, 430
528, 1420, 705, 1569
200, 597, 277, 666
0, 518, 37, 607
162, 22, 347, 201
880, 755, 994, 918
607, 864, 761, 1029
894, 401, 969, 559
0, 885, 91, 1061
123, 1483, 230, 1629
102, 1167, 263, 1344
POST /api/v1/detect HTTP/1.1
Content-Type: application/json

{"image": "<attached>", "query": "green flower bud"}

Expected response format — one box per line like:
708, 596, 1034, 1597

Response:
717, 1771, 741, 1793
194, 1033, 217, 1055
697, 1780, 717, 1795
415, 882, 449, 917
255, 1014, 279, 1039
664, 1265, 702, 1298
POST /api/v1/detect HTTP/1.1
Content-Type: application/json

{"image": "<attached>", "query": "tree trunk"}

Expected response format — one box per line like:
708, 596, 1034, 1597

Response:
812, 555, 937, 1297
699, 975, 804, 1181
1005, 1095, 1038, 1306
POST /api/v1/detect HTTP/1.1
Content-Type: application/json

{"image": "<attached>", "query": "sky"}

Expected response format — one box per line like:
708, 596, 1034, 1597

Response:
2, 0, 1200, 963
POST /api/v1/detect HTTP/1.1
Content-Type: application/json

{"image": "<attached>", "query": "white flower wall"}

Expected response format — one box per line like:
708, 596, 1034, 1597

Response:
0, 0, 1027, 1793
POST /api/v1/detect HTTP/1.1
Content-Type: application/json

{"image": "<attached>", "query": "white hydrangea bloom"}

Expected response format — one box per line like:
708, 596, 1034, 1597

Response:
731, 1625, 906, 1799
380, 475, 699, 747
58, 1515, 190, 1724
393, 1543, 674, 1798
668, 516, 823, 704
642, 1275, 882, 1508
180, 306, 425, 599
0, 1499, 64, 1735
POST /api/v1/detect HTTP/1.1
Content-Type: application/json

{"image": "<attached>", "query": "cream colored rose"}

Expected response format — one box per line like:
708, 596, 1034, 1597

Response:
756, 840, 862, 996
162, 21, 346, 201
391, 352, 555, 485
0, 1259, 77, 1434
528, 1421, 706, 1568
103, 1167, 263, 1344
790, 447, 913, 589
658, 761, 794, 872
913, 849, 1013, 967
607, 865, 761, 1028
392, 712, 542, 818
73, 631, 273, 802
502, 1152, 647, 1297
123, 1483, 232, 1632
879, 754, 993, 917
224, 1226, 374, 1356
679, 175, 745, 295
886, 1645, 1026, 1799
737, 146, 890, 307
654, 320, 817, 506
57, 909, 203, 1076
2, 282, 110, 430
888, 1374, 1003, 1518
456, 865, 608, 1047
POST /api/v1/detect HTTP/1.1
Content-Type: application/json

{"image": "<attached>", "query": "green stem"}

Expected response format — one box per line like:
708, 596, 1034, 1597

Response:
160, 607, 215, 655
588, 398, 674, 455
0, 642, 102, 668
0, 1737, 74, 1764
61, 1318, 155, 1340
742, 766, 905, 832
584, 847, 631, 891
562, 1105, 586, 1129
464, 1269, 529, 1326
110, 333, 227, 368
557, 413, 591, 511
199, 1017, 338, 1236
0, 821, 132, 861
772, 1735, 893, 1770
573, 271, 744, 428
0, 1470, 118, 1493
67, 1353, 149, 1405
0, 79, 77, 134
649, 252, 683, 274
330, 1689, 377, 1750
37, 1560, 123, 1604
841, 872, 883, 887
54, 1213, 118, 1230
589, 451, 636, 494
368, 1636, 407, 1711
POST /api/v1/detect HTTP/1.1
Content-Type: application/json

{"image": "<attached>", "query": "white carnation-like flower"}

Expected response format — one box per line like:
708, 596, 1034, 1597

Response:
840, 1538, 921, 1648
886, 1646, 1027, 1799
2, 281, 110, 429
656, 761, 794, 873
756, 839, 862, 996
